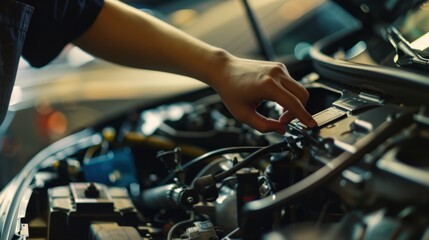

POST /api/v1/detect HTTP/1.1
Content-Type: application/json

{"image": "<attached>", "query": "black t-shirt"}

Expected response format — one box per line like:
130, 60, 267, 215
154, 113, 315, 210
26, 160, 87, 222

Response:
19, 0, 104, 67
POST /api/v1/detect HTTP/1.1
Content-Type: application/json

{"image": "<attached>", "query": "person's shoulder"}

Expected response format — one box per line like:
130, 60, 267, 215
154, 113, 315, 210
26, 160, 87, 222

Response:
19, 0, 104, 17
21, 0, 104, 68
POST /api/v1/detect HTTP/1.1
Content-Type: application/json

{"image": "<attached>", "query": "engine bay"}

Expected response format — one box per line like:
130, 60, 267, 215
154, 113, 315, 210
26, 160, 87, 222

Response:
5, 1, 429, 239
13, 73, 429, 239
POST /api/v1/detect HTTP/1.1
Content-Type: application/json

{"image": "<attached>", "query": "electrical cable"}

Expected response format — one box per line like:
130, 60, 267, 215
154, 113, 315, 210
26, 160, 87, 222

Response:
193, 158, 231, 182
218, 176, 237, 190
159, 146, 261, 185
167, 212, 195, 240
214, 141, 286, 182
183, 146, 262, 169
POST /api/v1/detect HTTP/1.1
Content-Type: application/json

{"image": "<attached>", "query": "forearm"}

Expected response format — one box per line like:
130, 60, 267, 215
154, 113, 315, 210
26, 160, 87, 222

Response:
74, 0, 227, 86
75, 0, 316, 133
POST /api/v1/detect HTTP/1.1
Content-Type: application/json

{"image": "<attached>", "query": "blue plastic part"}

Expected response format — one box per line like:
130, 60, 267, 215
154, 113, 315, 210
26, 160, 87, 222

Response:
82, 148, 138, 187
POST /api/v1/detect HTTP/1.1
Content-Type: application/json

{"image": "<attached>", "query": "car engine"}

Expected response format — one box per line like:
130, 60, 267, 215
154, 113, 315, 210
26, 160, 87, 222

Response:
5, 1, 429, 239
14, 73, 429, 239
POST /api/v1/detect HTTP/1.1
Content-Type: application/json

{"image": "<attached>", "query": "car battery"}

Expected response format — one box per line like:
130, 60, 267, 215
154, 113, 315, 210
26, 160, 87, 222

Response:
47, 182, 139, 240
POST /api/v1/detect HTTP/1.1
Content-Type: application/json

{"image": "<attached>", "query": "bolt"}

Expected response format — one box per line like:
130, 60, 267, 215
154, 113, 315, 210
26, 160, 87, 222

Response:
187, 197, 194, 203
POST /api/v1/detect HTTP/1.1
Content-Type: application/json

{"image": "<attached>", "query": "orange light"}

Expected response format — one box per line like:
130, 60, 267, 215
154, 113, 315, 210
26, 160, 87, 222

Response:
47, 111, 68, 137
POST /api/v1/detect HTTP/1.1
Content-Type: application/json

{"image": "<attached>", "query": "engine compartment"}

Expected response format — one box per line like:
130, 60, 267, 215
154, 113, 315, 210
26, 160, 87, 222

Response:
12, 70, 429, 239
3, 1, 428, 239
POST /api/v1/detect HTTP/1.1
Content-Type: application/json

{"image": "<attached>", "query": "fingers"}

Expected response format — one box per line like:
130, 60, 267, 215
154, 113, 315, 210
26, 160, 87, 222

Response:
280, 78, 309, 106
263, 63, 316, 128
215, 58, 317, 133
261, 76, 317, 128
238, 107, 286, 134
279, 110, 295, 124
269, 63, 309, 106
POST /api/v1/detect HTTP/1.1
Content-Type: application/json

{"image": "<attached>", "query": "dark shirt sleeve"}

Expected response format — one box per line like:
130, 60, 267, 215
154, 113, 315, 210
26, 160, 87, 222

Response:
20, 0, 104, 67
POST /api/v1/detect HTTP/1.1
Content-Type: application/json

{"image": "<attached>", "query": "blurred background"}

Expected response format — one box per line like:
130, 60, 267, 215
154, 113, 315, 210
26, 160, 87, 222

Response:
0, 0, 358, 188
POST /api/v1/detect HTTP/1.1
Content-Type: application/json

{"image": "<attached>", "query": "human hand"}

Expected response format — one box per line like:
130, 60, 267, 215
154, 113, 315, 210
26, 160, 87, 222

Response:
208, 54, 317, 134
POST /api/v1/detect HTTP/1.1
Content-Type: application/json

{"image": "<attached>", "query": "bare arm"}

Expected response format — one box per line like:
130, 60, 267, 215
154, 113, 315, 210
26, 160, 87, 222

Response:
75, 0, 317, 133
